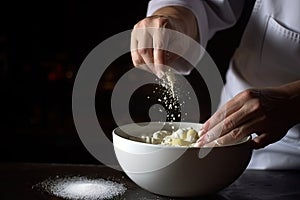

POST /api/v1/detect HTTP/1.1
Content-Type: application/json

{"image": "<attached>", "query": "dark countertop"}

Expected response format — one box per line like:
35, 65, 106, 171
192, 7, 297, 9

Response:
0, 162, 299, 200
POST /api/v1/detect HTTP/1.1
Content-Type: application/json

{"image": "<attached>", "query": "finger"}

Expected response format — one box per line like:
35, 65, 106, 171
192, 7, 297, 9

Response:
130, 28, 138, 51
197, 124, 223, 146
136, 28, 154, 63
131, 49, 152, 72
132, 27, 156, 73
204, 115, 265, 147
153, 49, 167, 78
208, 128, 248, 147
168, 32, 190, 59
252, 133, 270, 149
132, 27, 154, 49
130, 33, 140, 67
153, 28, 170, 78
198, 104, 255, 145
131, 48, 142, 66
131, 29, 152, 71
138, 48, 155, 71
201, 90, 264, 139
202, 97, 244, 133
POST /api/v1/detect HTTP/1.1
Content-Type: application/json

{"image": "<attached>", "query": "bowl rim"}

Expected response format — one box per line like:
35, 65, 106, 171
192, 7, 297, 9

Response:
112, 121, 252, 149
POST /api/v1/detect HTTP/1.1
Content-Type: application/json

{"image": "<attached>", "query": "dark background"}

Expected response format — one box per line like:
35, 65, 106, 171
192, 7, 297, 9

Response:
0, 1, 249, 164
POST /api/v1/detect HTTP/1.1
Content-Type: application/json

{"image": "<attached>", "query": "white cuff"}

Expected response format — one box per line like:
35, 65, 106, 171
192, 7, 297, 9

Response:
146, 0, 209, 48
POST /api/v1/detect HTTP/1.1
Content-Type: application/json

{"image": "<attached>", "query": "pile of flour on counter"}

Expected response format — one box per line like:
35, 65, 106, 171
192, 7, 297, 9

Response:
33, 176, 126, 200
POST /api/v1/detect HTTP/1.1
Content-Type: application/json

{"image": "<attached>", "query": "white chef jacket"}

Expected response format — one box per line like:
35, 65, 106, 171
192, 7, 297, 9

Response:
147, 0, 300, 169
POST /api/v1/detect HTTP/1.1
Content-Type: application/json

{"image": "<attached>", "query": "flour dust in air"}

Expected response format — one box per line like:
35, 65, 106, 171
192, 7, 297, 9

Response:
147, 68, 192, 125
33, 176, 126, 200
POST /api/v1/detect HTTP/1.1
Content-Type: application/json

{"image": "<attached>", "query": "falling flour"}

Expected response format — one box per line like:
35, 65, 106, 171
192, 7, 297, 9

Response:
33, 176, 126, 200
155, 69, 182, 122
146, 68, 193, 124
164, 70, 176, 99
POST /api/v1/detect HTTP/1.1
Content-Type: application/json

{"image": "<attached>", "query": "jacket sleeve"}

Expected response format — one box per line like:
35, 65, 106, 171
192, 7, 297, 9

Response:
146, 0, 245, 48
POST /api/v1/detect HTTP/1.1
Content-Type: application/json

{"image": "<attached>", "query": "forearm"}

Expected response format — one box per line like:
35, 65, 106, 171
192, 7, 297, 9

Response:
152, 6, 199, 41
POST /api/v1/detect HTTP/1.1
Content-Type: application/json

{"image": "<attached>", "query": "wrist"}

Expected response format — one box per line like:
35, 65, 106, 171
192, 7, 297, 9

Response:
278, 80, 300, 124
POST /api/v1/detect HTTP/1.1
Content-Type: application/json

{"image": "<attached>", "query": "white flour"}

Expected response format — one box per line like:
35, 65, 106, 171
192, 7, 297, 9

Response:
146, 68, 194, 123
154, 70, 182, 122
34, 176, 126, 200
164, 70, 176, 99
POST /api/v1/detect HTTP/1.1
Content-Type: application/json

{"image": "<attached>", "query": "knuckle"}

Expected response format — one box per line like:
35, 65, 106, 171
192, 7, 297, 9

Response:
240, 89, 255, 100
229, 128, 240, 140
138, 18, 151, 27
133, 23, 139, 30
152, 15, 169, 26
246, 97, 264, 114
141, 16, 169, 27
156, 17, 169, 26
215, 139, 225, 146
137, 48, 149, 55
131, 59, 140, 67
250, 99, 262, 112
131, 56, 142, 66
224, 118, 235, 131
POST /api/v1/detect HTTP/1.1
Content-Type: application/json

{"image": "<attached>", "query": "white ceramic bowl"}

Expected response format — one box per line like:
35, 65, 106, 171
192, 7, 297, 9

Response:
113, 122, 252, 197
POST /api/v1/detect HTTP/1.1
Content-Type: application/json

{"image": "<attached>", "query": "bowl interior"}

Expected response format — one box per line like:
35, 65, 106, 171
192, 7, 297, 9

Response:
113, 121, 250, 148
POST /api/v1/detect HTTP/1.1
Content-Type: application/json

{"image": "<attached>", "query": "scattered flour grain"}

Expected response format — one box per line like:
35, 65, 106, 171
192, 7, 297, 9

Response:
34, 176, 126, 200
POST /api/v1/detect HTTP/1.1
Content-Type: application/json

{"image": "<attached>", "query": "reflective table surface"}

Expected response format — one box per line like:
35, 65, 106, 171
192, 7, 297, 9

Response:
0, 162, 299, 200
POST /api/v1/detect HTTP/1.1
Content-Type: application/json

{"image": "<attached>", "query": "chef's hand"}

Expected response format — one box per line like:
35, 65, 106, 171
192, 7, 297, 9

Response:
197, 81, 300, 149
130, 6, 198, 78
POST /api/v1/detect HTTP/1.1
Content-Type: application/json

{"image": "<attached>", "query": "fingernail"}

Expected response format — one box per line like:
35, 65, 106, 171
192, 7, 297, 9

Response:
198, 129, 205, 137
198, 125, 208, 137
197, 135, 205, 145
